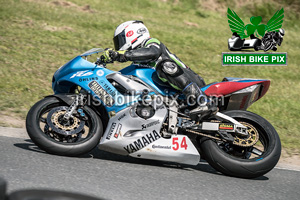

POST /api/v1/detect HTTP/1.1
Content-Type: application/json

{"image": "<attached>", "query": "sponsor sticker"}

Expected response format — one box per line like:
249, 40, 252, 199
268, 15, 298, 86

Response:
79, 77, 98, 82
124, 130, 161, 154
137, 27, 147, 34
118, 113, 126, 121
100, 81, 116, 97
126, 30, 134, 37
219, 123, 234, 130
70, 70, 93, 78
141, 120, 160, 130
114, 124, 122, 139
152, 145, 171, 149
106, 122, 116, 140
96, 70, 104, 76
88, 81, 114, 106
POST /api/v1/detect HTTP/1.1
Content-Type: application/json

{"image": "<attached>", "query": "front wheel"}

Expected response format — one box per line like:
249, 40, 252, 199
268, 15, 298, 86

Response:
26, 97, 103, 156
200, 110, 281, 178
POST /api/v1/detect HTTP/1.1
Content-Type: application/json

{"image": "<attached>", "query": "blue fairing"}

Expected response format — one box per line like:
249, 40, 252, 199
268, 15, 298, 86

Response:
52, 56, 179, 115
53, 56, 97, 89
119, 64, 178, 96
52, 56, 128, 113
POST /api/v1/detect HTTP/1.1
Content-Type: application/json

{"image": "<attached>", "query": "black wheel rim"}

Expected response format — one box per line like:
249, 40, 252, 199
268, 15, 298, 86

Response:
217, 119, 270, 161
36, 102, 95, 145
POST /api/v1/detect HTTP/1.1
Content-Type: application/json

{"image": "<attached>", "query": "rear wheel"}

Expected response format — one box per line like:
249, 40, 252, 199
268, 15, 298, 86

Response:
200, 110, 281, 178
26, 97, 103, 156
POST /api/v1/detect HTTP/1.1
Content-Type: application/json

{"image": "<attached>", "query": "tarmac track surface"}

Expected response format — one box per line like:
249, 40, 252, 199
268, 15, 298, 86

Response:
0, 132, 300, 200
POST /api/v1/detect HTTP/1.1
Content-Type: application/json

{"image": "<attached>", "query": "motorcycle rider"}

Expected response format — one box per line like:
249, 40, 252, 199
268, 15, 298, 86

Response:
101, 20, 217, 120
261, 28, 285, 51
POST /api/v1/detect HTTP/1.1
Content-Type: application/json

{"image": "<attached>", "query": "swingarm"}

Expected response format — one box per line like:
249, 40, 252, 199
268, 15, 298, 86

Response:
177, 112, 248, 142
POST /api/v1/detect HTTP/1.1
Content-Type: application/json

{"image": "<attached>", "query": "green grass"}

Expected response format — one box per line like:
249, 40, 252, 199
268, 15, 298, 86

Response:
0, 0, 299, 152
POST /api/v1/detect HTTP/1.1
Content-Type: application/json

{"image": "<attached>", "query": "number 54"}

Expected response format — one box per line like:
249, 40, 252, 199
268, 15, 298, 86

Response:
172, 137, 187, 151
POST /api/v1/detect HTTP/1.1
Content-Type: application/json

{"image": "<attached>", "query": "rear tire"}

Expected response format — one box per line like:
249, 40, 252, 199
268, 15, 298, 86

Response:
26, 97, 103, 156
200, 110, 281, 178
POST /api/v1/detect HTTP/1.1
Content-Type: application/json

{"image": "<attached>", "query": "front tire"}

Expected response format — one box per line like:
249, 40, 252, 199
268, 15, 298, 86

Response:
200, 110, 281, 178
26, 97, 103, 156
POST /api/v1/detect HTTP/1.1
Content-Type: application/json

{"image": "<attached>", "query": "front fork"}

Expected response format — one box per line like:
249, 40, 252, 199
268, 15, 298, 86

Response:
63, 94, 86, 121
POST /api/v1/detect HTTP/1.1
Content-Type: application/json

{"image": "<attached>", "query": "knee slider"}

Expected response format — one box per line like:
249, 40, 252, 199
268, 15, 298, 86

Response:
162, 61, 181, 76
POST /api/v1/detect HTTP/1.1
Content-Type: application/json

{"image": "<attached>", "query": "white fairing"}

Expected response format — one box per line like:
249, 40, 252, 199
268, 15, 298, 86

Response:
228, 37, 238, 48
228, 37, 257, 50
243, 39, 256, 47
99, 105, 200, 165
130, 135, 200, 165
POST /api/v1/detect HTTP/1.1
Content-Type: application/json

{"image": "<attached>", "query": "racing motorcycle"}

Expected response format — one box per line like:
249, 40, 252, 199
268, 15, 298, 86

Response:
26, 48, 281, 179
228, 33, 261, 51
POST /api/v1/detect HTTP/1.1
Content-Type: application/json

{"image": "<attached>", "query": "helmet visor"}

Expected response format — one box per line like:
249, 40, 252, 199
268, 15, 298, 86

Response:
113, 30, 126, 50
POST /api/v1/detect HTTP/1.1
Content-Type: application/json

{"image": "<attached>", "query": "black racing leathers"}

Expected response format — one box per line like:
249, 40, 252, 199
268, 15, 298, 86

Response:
124, 38, 206, 95
125, 45, 161, 63
121, 38, 217, 120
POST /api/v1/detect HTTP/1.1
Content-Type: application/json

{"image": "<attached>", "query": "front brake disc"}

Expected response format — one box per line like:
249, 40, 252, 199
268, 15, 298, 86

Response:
46, 106, 85, 136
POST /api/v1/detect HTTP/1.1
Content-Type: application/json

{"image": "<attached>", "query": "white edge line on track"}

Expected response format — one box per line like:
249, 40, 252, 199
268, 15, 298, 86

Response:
274, 166, 300, 172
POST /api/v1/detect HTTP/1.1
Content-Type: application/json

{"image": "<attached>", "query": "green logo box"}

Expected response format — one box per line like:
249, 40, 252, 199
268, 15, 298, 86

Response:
222, 52, 287, 66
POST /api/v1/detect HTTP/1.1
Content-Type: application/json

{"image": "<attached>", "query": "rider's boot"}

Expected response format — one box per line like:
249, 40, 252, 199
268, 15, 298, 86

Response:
182, 82, 218, 121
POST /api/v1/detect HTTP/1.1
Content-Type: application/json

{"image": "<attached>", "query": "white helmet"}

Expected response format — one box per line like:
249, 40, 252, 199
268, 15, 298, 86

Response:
278, 28, 285, 38
113, 20, 150, 51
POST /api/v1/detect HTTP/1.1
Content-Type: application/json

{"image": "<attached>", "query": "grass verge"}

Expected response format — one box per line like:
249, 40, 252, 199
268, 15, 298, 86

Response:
0, 0, 299, 152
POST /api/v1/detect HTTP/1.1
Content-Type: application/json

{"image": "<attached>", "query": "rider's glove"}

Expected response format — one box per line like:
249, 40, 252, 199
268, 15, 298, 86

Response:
101, 48, 127, 63
113, 50, 127, 62
101, 48, 114, 63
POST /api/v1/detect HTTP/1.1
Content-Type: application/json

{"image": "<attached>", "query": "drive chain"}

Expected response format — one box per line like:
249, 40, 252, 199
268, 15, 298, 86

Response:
163, 121, 257, 147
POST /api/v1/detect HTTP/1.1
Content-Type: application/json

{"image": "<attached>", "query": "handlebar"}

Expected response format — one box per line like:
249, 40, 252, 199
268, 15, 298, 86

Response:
95, 55, 114, 67
95, 56, 105, 66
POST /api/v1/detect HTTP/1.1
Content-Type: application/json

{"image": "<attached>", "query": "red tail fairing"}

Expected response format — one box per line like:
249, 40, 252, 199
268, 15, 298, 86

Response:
204, 81, 267, 96
257, 80, 270, 100
202, 78, 270, 110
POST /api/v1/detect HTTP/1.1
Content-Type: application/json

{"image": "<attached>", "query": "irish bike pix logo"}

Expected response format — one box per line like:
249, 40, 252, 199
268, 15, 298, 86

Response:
222, 8, 287, 66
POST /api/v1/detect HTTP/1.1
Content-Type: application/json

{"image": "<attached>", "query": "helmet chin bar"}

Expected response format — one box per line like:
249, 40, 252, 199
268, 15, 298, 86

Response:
119, 43, 132, 51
